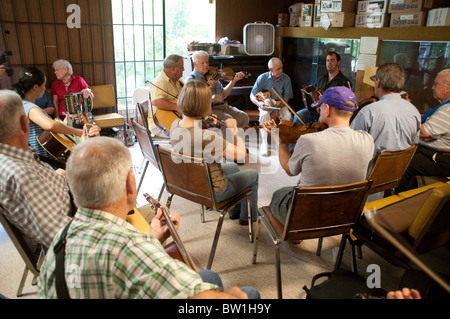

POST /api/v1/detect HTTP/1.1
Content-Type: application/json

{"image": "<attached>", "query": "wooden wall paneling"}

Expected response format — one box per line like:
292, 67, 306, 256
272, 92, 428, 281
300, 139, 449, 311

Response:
30, 24, 47, 65
27, 0, 43, 23
67, 28, 82, 63
11, 0, 29, 23
1, 23, 21, 66
39, 0, 56, 23
54, 24, 70, 61
0, 1, 15, 21
16, 23, 34, 65
53, 0, 68, 24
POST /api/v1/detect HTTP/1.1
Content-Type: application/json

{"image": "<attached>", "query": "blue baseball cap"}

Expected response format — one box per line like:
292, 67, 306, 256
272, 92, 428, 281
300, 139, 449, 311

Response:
311, 86, 357, 112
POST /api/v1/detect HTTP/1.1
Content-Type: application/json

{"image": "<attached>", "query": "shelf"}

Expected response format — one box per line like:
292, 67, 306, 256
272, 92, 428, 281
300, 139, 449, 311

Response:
275, 26, 450, 42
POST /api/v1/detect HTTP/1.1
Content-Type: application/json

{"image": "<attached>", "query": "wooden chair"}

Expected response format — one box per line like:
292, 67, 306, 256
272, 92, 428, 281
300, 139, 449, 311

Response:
367, 144, 418, 196
90, 84, 126, 137
316, 145, 418, 257
131, 118, 164, 199
156, 145, 253, 270
0, 206, 45, 297
350, 183, 450, 269
252, 180, 372, 299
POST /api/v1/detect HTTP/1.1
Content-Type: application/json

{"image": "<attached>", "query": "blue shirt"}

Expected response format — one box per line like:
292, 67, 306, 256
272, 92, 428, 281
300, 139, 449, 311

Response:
23, 99, 53, 158
251, 71, 293, 101
185, 69, 224, 97
350, 93, 421, 158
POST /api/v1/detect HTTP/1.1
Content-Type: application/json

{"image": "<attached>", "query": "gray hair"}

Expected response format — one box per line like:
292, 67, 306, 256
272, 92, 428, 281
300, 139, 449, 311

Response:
52, 59, 73, 75
437, 69, 450, 85
0, 90, 25, 139
376, 63, 405, 93
66, 136, 132, 209
268, 57, 282, 69
164, 54, 183, 69
192, 50, 209, 64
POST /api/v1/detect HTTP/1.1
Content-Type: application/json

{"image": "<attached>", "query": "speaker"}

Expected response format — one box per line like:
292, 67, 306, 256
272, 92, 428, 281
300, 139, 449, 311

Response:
241, 22, 274, 56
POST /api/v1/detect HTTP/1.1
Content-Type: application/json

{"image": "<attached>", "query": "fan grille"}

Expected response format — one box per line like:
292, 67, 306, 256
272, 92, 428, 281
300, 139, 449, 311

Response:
243, 23, 274, 55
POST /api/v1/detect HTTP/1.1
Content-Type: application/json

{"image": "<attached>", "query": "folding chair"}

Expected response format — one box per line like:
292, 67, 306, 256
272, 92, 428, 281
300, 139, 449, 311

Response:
0, 206, 45, 297
252, 180, 372, 299
156, 145, 253, 270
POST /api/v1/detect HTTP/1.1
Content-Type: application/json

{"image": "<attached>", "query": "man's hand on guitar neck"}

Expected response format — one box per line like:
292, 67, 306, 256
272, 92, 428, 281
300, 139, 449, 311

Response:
81, 124, 101, 141
150, 208, 181, 243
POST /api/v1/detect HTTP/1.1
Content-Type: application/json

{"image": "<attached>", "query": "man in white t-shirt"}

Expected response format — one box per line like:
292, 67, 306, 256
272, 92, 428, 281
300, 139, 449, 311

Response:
263, 86, 374, 224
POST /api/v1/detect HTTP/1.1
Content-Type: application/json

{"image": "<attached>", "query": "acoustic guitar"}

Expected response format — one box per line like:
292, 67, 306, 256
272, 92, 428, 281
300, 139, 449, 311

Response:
154, 108, 182, 131
144, 193, 198, 272
37, 129, 77, 163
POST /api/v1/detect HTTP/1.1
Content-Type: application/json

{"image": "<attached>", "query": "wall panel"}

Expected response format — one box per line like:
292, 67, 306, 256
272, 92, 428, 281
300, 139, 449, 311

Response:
0, 0, 116, 100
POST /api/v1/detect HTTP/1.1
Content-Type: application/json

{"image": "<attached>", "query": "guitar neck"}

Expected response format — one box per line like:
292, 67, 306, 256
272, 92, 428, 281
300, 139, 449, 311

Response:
143, 193, 198, 272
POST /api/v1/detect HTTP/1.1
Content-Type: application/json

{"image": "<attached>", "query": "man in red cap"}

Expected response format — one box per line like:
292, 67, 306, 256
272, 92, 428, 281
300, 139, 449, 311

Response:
263, 86, 374, 224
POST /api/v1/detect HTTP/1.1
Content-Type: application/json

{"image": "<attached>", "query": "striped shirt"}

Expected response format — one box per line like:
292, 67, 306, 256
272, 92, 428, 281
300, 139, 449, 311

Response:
420, 102, 450, 152
0, 143, 72, 247
23, 99, 53, 158
38, 208, 217, 299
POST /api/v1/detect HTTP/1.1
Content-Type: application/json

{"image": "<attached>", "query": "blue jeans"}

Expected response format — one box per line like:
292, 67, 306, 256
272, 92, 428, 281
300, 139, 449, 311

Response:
199, 270, 261, 299
294, 108, 320, 126
215, 163, 259, 221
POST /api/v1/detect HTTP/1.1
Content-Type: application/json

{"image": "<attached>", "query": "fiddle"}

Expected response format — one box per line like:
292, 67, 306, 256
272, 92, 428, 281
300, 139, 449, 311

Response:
205, 67, 251, 82
301, 85, 323, 112
351, 96, 378, 123
256, 91, 279, 110
264, 120, 328, 144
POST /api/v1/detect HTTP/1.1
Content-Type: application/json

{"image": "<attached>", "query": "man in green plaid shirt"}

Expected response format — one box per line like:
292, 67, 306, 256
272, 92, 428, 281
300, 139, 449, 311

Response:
38, 137, 259, 299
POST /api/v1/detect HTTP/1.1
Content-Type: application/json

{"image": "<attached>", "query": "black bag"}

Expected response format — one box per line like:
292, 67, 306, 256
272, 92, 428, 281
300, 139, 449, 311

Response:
303, 269, 386, 299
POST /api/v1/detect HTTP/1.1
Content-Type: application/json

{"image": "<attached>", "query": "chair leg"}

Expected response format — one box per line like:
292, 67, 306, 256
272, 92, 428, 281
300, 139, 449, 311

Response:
157, 184, 164, 202
316, 237, 323, 256
274, 243, 282, 299
247, 199, 253, 243
166, 194, 174, 209
136, 161, 149, 194
252, 217, 262, 264
201, 205, 205, 223
333, 234, 347, 271
206, 212, 226, 270
16, 266, 29, 297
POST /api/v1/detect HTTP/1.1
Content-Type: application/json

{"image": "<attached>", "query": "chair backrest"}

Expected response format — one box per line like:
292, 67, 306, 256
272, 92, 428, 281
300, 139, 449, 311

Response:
90, 84, 116, 110
156, 145, 217, 208
367, 144, 418, 195
409, 183, 450, 253
137, 100, 150, 130
283, 180, 372, 241
131, 118, 159, 170
0, 206, 42, 277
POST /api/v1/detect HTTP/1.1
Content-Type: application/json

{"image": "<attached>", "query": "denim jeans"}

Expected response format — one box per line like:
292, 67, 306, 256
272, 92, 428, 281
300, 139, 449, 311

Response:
214, 163, 259, 221
294, 108, 320, 126
199, 270, 261, 299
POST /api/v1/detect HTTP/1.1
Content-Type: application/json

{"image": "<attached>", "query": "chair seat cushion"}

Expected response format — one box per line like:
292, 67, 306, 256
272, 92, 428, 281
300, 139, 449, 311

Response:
93, 113, 125, 128
374, 189, 433, 233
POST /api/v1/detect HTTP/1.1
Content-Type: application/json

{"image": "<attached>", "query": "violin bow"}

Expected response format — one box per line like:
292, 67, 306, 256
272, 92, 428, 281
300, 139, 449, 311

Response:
271, 87, 308, 127
145, 81, 178, 100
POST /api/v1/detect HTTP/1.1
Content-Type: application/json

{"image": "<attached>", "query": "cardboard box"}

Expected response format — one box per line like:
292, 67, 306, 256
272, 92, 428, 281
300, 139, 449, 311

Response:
321, 0, 357, 13
355, 13, 390, 27
357, 0, 389, 13
321, 12, 356, 27
427, 7, 450, 26
314, 4, 322, 27
388, 0, 434, 13
390, 11, 427, 26
278, 13, 289, 26
290, 12, 300, 26
300, 4, 314, 27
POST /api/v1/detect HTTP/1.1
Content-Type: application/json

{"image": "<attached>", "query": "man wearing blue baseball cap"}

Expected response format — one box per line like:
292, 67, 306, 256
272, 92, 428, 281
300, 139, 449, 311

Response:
263, 86, 374, 224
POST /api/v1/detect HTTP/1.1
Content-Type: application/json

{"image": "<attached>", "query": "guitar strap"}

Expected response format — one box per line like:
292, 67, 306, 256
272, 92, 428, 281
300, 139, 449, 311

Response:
53, 220, 73, 299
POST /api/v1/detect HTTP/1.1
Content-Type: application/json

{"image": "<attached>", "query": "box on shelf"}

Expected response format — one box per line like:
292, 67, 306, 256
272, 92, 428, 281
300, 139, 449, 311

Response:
390, 11, 427, 26
355, 12, 390, 27
300, 4, 314, 27
321, 12, 356, 27
357, 0, 389, 13
314, 3, 322, 27
427, 7, 450, 26
321, 0, 357, 13
388, 0, 434, 14
278, 13, 289, 26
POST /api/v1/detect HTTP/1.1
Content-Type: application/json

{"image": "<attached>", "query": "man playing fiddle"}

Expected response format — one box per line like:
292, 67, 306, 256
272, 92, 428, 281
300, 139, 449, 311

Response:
250, 57, 293, 156
148, 54, 185, 137
185, 50, 249, 130
295, 51, 351, 126
263, 87, 374, 224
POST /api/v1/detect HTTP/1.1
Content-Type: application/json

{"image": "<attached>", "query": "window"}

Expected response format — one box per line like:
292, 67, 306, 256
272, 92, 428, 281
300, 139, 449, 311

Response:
112, 0, 215, 117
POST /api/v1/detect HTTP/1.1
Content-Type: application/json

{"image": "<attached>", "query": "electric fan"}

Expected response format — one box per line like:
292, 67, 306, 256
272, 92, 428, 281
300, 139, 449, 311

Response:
241, 22, 275, 56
